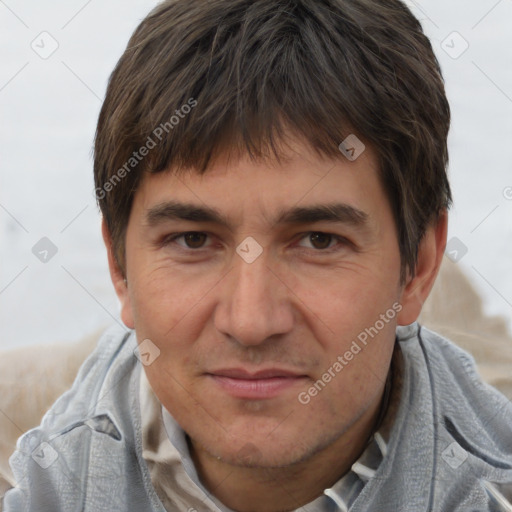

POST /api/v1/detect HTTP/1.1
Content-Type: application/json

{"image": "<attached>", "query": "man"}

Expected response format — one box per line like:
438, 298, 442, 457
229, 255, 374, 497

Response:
3, 0, 512, 510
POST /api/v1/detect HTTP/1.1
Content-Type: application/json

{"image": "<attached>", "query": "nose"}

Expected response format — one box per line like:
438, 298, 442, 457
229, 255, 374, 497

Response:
213, 248, 294, 347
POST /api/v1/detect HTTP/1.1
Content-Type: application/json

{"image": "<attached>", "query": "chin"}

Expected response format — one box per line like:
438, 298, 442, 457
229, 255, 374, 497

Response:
191, 421, 334, 470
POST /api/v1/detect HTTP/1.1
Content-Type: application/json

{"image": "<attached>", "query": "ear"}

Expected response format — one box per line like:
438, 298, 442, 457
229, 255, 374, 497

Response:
396, 209, 448, 326
101, 218, 135, 329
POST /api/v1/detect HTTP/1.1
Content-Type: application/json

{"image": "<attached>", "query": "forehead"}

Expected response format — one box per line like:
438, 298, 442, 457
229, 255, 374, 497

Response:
132, 137, 389, 233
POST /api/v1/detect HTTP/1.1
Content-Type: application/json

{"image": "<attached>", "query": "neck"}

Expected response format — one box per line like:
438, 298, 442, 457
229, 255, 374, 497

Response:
189, 379, 390, 512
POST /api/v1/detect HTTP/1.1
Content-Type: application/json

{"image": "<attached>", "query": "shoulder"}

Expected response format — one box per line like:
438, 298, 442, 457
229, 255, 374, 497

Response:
415, 323, 512, 413
384, 323, 512, 510
400, 322, 512, 432
37, 325, 136, 430
403, 323, 512, 504
2, 326, 150, 512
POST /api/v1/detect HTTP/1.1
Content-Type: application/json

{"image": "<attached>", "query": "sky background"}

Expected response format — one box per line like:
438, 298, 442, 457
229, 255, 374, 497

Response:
0, 0, 511, 350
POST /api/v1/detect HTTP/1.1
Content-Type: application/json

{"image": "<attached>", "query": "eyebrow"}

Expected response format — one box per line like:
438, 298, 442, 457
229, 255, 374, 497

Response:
145, 200, 369, 230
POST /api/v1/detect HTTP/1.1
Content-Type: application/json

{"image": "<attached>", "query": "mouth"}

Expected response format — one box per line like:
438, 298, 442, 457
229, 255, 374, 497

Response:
206, 368, 309, 399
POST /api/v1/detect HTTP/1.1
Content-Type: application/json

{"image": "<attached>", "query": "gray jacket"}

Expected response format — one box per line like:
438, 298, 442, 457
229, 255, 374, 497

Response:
3, 323, 512, 511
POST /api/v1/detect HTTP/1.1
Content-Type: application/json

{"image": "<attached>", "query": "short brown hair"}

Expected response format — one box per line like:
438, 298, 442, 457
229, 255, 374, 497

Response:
94, 0, 451, 283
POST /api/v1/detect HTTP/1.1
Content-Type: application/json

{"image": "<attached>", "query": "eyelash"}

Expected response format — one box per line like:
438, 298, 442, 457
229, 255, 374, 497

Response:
161, 231, 351, 254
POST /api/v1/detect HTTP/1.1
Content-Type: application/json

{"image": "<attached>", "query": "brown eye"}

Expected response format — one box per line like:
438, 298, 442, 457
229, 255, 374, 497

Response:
183, 232, 208, 248
308, 232, 333, 249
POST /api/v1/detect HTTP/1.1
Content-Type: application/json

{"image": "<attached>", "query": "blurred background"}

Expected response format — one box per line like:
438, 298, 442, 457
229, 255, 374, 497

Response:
0, 0, 511, 350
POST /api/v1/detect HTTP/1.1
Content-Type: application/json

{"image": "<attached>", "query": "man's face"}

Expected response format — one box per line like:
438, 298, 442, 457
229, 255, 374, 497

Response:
120, 137, 405, 468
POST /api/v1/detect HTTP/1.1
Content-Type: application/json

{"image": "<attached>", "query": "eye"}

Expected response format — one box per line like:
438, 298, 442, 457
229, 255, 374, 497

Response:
297, 232, 348, 251
164, 231, 211, 249
161, 231, 351, 254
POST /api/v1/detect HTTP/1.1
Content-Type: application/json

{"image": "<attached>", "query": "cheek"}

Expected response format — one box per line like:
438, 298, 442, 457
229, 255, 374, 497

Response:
279, 261, 400, 345
129, 262, 211, 330
297, 313, 397, 428
285, 265, 400, 403
127, 265, 222, 382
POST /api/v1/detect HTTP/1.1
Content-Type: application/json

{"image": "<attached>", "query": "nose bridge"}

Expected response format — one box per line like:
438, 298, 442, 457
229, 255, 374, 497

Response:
234, 251, 272, 308
215, 248, 293, 346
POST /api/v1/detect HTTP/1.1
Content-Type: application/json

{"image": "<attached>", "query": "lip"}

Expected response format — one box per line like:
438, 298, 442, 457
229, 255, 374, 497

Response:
207, 368, 308, 399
